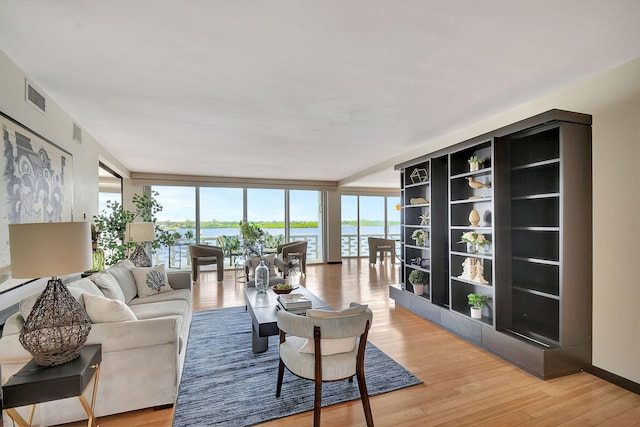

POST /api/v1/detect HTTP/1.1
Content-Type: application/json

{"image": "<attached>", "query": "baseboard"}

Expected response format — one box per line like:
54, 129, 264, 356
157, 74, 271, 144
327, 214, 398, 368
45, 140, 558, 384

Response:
587, 365, 640, 395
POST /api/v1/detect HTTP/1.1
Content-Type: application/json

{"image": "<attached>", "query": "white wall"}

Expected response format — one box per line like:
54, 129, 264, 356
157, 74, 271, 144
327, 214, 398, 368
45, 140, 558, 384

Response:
0, 50, 102, 310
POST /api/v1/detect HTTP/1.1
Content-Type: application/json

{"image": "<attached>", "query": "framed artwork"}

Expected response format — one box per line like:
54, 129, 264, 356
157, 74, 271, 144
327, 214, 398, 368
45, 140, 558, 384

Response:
0, 111, 74, 292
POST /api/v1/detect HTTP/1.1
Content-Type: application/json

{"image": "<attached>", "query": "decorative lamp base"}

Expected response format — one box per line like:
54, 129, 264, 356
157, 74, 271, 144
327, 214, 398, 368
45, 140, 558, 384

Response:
130, 245, 152, 267
19, 279, 92, 366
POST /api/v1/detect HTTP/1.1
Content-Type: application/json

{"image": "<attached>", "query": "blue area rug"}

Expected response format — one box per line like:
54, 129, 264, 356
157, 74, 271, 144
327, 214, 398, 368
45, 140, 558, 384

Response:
173, 306, 422, 426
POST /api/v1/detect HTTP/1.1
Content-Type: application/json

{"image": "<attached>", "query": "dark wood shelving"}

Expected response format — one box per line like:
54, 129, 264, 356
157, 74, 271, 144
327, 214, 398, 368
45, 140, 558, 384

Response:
391, 109, 592, 379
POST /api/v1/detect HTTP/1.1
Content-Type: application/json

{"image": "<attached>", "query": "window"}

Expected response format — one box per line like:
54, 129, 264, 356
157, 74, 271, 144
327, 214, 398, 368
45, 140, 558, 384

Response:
341, 195, 399, 257
289, 190, 322, 262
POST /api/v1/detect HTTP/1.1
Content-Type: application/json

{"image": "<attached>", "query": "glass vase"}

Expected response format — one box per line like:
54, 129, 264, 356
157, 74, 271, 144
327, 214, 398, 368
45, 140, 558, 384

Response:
255, 260, 269, 293
468, 243, 479, 254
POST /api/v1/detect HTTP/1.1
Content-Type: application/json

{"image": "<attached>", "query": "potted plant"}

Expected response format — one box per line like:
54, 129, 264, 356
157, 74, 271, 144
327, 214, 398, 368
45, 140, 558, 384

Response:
411, 229, 428, 247
467, 293, 489, 319
459, 231, 491, 254
468, 155, 483, 171
408, 269, 426, 295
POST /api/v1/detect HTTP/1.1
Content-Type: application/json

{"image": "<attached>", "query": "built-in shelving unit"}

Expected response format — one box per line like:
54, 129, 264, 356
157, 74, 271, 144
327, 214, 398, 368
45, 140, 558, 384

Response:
402, 160, 432, 299
390, 109, 592, 379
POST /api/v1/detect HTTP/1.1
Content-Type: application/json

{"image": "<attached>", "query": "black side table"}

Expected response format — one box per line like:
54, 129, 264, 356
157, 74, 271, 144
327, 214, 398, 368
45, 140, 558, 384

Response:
2, 344, 102, 427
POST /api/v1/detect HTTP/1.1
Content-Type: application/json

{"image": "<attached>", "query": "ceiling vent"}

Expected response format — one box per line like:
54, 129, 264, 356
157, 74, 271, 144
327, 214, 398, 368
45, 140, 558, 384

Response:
73, 123, 82, 144
25, 78, 46, 114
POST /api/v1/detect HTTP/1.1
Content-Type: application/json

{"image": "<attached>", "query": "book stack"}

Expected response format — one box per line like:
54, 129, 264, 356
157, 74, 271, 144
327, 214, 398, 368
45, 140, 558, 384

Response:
277, 293, 312, 315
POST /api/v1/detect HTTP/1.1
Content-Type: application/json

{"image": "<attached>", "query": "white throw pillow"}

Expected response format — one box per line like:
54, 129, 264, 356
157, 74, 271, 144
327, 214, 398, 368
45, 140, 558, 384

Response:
90, 271, 126, 302
131, 264, 173, 298
84, 293, 137, 323
299, 304, 368, 356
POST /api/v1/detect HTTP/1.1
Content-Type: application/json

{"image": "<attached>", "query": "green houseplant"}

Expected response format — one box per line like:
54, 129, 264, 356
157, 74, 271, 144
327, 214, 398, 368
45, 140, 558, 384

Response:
94, 191, 181, 266
468, 155, 483, 171
467, 293, 489, 319
408, 269, 426, 295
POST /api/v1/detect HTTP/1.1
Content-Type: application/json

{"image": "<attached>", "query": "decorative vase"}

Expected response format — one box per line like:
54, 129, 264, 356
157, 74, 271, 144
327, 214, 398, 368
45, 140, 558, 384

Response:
469, 162, 479, 172
468, 209, 480, 227
91, 249, 105, 272
468, 243, 479, 254
255, 260, 269, 293
470, 307, 482, 319
412, 283, 425, 295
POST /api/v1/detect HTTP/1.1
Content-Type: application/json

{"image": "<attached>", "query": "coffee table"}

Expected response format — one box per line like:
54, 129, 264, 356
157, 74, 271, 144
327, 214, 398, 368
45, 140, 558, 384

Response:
244, 286, 331, 353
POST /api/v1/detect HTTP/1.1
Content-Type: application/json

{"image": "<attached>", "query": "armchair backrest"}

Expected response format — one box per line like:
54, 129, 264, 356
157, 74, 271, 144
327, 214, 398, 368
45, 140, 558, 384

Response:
188, 244, 223, 259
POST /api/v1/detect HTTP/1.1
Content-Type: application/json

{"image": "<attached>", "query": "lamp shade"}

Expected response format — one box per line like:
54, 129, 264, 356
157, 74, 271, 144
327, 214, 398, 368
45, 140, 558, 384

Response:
125, 222, 156, 243
9, 222, 92, 279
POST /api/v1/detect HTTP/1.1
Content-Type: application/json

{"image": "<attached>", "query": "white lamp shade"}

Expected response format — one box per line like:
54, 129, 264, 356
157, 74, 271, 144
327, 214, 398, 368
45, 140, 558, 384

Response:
9, 222, 93, 279
125, 222, 156, 243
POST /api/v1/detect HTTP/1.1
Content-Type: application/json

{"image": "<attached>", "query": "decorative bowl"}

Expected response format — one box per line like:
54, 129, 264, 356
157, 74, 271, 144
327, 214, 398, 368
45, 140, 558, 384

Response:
272, 286, 296, 294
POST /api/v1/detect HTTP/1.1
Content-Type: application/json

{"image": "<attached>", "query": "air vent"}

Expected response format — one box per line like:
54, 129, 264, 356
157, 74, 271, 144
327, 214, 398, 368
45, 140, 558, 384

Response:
73, 123, 82, 144
25, 78, 46, 113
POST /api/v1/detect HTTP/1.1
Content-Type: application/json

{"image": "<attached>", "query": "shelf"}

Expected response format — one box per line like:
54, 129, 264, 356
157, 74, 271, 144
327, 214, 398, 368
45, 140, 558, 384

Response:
404, 224, 431, 229
512, 256, 560, 266
404, 203, 429, 208
451, 276, 492, 288
407, 265, 431, 274
450, 197, 492, 205
512, 158, 559, 171
512, 193, 560, 200
450, 167, 493, 180
406, 244, 431, 250
450, 250, 493, 260
512, 226, 560, 232
513, 286, 560, 300
405, 181, 430, 188
450, 226, 492, 231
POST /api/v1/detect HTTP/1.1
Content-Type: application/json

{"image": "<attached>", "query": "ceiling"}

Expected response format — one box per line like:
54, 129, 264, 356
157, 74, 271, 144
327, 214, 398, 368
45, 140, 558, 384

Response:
1, 1, 640, 189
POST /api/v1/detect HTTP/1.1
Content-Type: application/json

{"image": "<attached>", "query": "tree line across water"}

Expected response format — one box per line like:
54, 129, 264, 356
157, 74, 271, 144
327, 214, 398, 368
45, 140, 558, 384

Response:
157, 219, 399, 230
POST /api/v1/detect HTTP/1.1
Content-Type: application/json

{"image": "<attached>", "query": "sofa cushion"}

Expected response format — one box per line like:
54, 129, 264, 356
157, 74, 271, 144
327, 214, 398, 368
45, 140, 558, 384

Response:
131, 264, 173, 298
90, 272, 126, 303
19, 285, 93, 319
67, 278, 104, 297
105, 259, 138, 303
84, 293, 137, 323
128, 299, 190, 320
128, 289, 192, 306
299, 304, 368, 355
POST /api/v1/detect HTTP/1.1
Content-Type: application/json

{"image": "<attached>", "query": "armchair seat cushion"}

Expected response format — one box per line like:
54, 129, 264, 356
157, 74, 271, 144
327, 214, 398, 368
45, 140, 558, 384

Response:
280, 336, 358, 381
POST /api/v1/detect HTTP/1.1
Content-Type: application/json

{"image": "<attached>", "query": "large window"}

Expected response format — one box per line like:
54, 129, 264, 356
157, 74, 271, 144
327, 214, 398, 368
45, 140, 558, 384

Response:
151, 185, 323, 268
341, 195, 399, 258
290, 190, 322, 262
153, 186, 196, 269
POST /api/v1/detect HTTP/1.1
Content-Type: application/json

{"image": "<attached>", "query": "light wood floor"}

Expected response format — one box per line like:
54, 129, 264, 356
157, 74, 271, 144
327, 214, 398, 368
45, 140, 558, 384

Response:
70, 259, 640, 426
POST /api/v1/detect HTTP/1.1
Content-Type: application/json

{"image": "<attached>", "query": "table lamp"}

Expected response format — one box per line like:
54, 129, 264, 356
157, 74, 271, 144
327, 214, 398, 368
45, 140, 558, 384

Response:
9, 221, 93, 366
125, 222, 155, 267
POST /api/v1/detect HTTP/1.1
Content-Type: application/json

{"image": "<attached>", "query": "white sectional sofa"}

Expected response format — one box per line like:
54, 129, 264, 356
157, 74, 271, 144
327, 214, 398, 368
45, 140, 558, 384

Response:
0, 260, 192, 426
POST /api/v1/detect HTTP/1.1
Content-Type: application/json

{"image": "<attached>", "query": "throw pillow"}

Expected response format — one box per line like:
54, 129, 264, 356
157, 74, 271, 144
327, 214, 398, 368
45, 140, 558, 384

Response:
299, 304, 368, 355
83, 293, 137, 323
89, 272, 126, 303
105, 260, 138, 304
19, 286, 91, 319
131, 264, 173, 298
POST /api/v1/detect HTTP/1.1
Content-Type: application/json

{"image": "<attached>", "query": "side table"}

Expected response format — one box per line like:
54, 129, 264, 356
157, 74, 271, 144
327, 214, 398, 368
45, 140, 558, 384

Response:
2, 344, 102, 427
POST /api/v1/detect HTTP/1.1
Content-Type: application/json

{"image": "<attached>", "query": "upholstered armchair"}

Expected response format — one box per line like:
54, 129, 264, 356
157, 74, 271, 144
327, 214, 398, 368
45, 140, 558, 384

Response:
276, 240, 308, 275
276, 303, 374, 426
188, 244, 224, 283
367, 237, 396, 264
